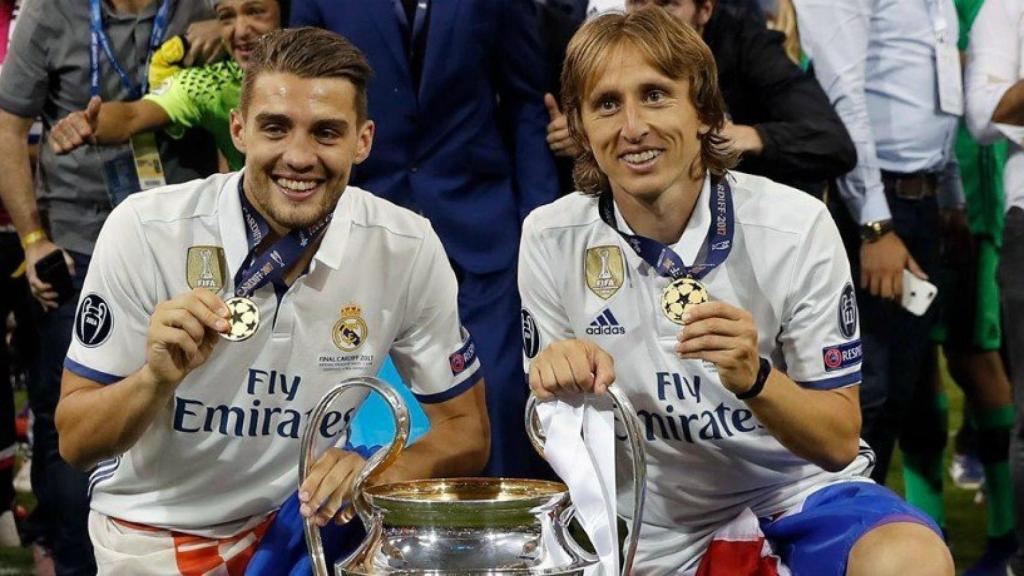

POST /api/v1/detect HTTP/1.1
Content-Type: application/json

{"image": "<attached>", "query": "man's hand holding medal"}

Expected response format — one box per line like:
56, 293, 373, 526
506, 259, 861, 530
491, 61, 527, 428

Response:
143, 287, 230, 390
674, 300, 762, 397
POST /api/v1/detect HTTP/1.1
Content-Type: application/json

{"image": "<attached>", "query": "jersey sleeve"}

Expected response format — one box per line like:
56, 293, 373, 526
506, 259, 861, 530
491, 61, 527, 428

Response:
777, 208, 862, 389
143, 66, 207, 137
64, 201, 159, 384
518, 213, 574, 371
389, 227, 481, 404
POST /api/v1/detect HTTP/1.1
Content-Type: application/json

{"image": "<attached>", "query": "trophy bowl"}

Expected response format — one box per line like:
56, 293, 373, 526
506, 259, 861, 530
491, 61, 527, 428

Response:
300, 377, 645, 576
340, 477, 596, 575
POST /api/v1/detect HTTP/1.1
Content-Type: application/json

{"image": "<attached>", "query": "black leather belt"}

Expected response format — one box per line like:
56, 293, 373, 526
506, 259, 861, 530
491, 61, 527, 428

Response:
881, 171, 939, 200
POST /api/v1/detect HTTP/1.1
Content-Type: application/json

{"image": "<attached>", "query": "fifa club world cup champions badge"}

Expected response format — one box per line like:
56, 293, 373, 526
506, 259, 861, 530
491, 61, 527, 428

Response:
597, 177, 733, 326
222, 182, 332, 342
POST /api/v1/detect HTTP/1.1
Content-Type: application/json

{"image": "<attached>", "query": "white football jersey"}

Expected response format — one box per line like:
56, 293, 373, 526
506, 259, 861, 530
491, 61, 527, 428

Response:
519, 172, 872, 574
65, 171, 480, 535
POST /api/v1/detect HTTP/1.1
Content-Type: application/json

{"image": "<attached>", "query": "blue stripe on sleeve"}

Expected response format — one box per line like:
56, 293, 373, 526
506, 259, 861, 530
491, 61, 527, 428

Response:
64, 358, 124, 385
414, 371, 483, 404
797, 371, 862, 390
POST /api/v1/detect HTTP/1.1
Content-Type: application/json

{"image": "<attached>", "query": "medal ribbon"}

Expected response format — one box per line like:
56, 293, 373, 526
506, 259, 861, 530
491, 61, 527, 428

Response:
597, 176, 734, 281
233, 182, 332, 298
90, 0, 173, 99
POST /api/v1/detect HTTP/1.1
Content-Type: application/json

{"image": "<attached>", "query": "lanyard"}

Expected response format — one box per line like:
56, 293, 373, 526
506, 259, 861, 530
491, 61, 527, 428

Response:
597, 176, 734, 281
89, 0, 173, 99
234, 181, 332, 298
925, 0, 950, 43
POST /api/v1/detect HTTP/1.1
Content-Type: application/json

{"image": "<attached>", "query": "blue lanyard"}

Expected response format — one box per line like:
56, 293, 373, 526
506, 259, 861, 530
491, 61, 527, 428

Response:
89, 0, 173, 99
597, 177, 735, 281
234, 182, 332, 298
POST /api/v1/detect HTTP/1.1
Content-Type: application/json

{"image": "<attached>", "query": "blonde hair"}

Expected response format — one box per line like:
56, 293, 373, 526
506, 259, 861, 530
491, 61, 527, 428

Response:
766, 0, 802, 66
560, 7, 737, 195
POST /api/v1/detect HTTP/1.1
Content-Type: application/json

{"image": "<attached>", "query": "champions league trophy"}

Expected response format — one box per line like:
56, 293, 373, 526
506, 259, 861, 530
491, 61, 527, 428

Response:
300, 376, 647, 575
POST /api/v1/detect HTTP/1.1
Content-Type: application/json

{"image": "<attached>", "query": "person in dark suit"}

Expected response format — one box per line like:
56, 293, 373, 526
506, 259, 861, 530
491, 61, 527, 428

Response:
290, 0, 559, 478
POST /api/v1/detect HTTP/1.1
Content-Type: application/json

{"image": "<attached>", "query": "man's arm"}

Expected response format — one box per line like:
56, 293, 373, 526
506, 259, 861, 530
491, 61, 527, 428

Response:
298, 381, 490, 526
794, 0, 888, 224
497, 0, 561, 218
795, 0, 924, 300
727, 18, 857, 182
48, 97, 171, 154
993, 82, 1024, 126
0, 109, 74, 309
965, 0, 1023, 140
675, 302, 860, 470
56, 289, 229, 469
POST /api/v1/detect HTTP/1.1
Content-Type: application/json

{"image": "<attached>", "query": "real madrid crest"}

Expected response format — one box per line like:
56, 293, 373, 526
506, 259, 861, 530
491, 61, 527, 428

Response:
585, 245, 625, 300
333, 304, 368, 352
186, 246, 226, 292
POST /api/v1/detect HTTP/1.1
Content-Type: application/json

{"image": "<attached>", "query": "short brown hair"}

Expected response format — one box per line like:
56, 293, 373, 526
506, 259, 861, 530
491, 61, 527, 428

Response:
240, 27, 373, 122
561, 7, 736, 195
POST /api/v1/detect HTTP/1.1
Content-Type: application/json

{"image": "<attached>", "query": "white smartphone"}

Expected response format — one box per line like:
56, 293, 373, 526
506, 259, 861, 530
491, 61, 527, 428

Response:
901, 269, 938, 316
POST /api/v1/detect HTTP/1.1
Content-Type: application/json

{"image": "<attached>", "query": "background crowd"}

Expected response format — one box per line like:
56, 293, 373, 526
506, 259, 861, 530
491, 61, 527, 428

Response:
0, 0, 1019, 574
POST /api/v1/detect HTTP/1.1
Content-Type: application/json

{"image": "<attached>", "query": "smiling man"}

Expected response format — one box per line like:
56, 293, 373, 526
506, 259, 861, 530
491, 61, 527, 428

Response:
53, 28, 489, 574
520, 8, 951, 575
48, 0, 282, 171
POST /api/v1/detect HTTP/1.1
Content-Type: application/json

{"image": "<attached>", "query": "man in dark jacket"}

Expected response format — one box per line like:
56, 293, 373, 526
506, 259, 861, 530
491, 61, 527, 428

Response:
547, 0, 856, 197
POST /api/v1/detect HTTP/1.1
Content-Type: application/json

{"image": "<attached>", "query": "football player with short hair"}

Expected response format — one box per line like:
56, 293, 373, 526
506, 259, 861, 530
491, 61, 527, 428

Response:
520, 8, 952, 575
55, 27, 489, 573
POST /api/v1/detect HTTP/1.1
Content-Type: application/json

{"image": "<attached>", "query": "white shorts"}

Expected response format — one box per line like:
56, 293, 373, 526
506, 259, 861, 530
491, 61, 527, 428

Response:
88, 510, 274, 575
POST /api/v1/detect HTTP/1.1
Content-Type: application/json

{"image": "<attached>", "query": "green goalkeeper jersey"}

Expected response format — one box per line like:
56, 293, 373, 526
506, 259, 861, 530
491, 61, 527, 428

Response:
145, 60, 244, 170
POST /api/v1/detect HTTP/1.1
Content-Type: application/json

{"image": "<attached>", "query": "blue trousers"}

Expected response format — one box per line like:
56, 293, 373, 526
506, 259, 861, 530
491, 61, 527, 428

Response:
30, 250, 95, 575
831, 194, 941, 483
453, 265, 552, 479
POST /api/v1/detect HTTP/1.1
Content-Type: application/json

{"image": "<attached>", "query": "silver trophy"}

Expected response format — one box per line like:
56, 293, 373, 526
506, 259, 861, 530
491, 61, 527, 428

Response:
300, 376, 647, 575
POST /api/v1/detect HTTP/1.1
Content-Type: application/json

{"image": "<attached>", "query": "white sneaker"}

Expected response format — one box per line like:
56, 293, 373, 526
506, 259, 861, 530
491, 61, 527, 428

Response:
0, 510, 19, 547
13, 457, 30, 493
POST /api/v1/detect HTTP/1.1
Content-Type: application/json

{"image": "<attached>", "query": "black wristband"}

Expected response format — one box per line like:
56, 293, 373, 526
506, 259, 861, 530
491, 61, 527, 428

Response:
736, 357, 771, 400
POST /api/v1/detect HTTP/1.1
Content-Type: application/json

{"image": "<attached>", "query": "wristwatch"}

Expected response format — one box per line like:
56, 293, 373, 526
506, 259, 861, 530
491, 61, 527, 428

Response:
860, 219, 894, 243
736, 357, 771, 400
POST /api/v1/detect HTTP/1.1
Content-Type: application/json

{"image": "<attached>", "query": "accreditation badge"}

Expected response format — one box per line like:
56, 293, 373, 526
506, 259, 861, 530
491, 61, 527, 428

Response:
222, 296, 260, 341
97, 132, 166, 207
130, 132, 167, 190
661, 277, 708, 325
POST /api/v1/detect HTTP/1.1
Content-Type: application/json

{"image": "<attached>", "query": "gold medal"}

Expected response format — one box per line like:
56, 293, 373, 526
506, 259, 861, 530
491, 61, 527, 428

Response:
661, 277, 708, 324
221, 296, 260, 342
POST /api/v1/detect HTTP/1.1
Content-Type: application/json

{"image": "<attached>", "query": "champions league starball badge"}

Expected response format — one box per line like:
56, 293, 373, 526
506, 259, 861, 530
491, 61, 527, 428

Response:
222, 297, 260, 342
661, 277, 708, 324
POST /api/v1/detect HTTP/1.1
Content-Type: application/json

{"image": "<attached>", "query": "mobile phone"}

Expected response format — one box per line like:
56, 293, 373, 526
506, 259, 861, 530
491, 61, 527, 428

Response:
34, 249, 74, 305
901, 269, 938, 317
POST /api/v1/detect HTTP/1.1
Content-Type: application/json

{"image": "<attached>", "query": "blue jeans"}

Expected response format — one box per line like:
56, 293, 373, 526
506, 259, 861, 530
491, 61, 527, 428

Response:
30, 250, 95, 575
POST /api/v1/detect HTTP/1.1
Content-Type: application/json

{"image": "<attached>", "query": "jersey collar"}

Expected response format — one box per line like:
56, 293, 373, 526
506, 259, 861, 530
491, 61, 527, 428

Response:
611, 172, 712, 268
217, 170, 354, 286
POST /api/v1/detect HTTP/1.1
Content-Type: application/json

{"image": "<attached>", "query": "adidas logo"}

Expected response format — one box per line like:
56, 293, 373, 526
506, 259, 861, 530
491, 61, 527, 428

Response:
586, 309, 625, 335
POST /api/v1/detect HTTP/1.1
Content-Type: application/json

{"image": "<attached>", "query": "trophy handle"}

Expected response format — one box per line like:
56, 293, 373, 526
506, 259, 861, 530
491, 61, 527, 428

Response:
299, 376, 411, 576
524, 386, 647, 576
556, 507, 600, 565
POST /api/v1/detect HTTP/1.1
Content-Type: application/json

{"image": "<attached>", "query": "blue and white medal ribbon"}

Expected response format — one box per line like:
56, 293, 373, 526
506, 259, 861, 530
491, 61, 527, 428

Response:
222, 183, 332, 341
597, 176, 735, 324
